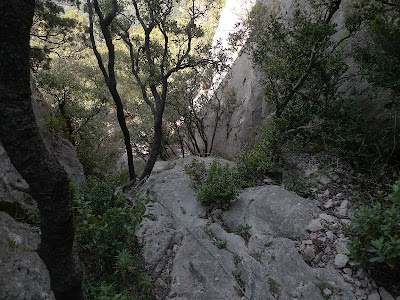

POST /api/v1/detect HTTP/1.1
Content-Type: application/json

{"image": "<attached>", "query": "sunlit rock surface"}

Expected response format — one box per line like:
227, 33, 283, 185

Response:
138, 157, 356, 300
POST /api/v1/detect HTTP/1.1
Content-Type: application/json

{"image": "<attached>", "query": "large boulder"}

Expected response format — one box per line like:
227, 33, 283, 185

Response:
138, 157, 356, 299
0, 211, 55, 300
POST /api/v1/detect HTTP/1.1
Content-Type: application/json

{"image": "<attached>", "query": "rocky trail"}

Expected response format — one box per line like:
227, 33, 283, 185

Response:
136, 157, 394, 300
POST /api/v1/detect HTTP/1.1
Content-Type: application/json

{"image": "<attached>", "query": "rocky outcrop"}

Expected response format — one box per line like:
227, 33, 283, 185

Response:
204, 0, 397, 159
138, 157, 356, 299
0, 211, 55, 300
0, 81, 85, 219
30, 79, 86, 187
0, 141, 38, 219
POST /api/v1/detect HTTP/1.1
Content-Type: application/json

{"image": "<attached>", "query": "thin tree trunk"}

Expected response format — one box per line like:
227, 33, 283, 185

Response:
141, 111, 163, 179
0, 2, 82, 299
87, 0, 136, 181
111, 89, 136, 181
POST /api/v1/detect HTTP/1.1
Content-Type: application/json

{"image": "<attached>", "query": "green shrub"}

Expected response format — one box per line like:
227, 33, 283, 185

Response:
74, 177, 151, 299
216, 239, 228, 249
235, 224, 252, 241
185, 158, 207, 189
196, 160, 239, 210
235, 127, 277, 187
347, 181, 400, 272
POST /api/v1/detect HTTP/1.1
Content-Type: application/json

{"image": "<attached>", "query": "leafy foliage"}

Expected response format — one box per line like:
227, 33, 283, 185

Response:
347, 181, 400, 273
186, 159, 238, 210
216, 239, 228, 249
197, 160, 238, 210
74, 177, 152, 299
347, 0, 400, 108
31, 4, 87, 70
235, 224, 251, 242
235, 127, 277, 186
184, 158, 208, 189
235, 0, 399, 184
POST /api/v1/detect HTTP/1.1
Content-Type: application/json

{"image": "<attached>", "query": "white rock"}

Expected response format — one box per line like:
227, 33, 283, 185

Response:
326, 231, 334, 240
320, 213, 335, 223
343, 274, 354, 283
334, 238, 350, 254
318, 174, 331, 185
338, 200, 349, 216
324, 199, 334, 209
367, 292, 381, 300
323, 288, 332, 296
306, 218, 323, 232
379, 287, 395, 300
335, 193, 344, 199
334, 254, 349, 268
341, 219, 351, 225
343, 268, 352, 275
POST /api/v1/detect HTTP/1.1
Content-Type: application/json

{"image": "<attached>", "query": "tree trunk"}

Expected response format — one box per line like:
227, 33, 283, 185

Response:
0, 2, 83, 299
141, 111, 163, 179
111, 89, 136, 181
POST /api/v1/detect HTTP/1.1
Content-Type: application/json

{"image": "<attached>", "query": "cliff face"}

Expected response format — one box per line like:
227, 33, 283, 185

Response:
204, 0, 396, 160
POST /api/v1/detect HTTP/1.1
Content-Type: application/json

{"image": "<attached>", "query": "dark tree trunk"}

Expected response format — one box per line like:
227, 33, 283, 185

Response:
141, 111, 163, 179
87, 0, 136, 181
111, 89, 136, 181
0, 2, 83, 299
58, 96, 74, 143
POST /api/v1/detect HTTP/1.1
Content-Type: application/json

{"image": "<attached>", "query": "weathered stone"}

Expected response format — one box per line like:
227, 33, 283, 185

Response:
338, 200, 349, 216
303, 246, 316, 262
368, 292, 381, 300
379, 287, 395, 300
318, 174, 332, 185
0, 212, 55, 300
323, 288, 333, 296
137, 157, 356, 300
343, 268, 352, 275
0, 141, 38, 219
0, 81, 85, 220
326, 231, 335, 240
334, 238, 350, 254
356, 268, 367, 279
334, 254, 349, 268
306, 218, 323, 232
320, 213, 335, 223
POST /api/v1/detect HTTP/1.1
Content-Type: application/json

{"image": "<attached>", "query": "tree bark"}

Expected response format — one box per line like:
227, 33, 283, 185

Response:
0, 1, 83, 299
141, 111, 164, 179
87, 0, 136, 181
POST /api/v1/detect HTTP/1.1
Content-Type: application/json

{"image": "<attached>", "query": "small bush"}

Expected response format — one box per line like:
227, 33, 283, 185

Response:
185, 158, 207, 189
235, 224, 252, 242
216, 239, 228, 249
74, 177, 151, 299
197, 160, 239, 210
235, 127, 277, 187
347, 181, 400, 273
